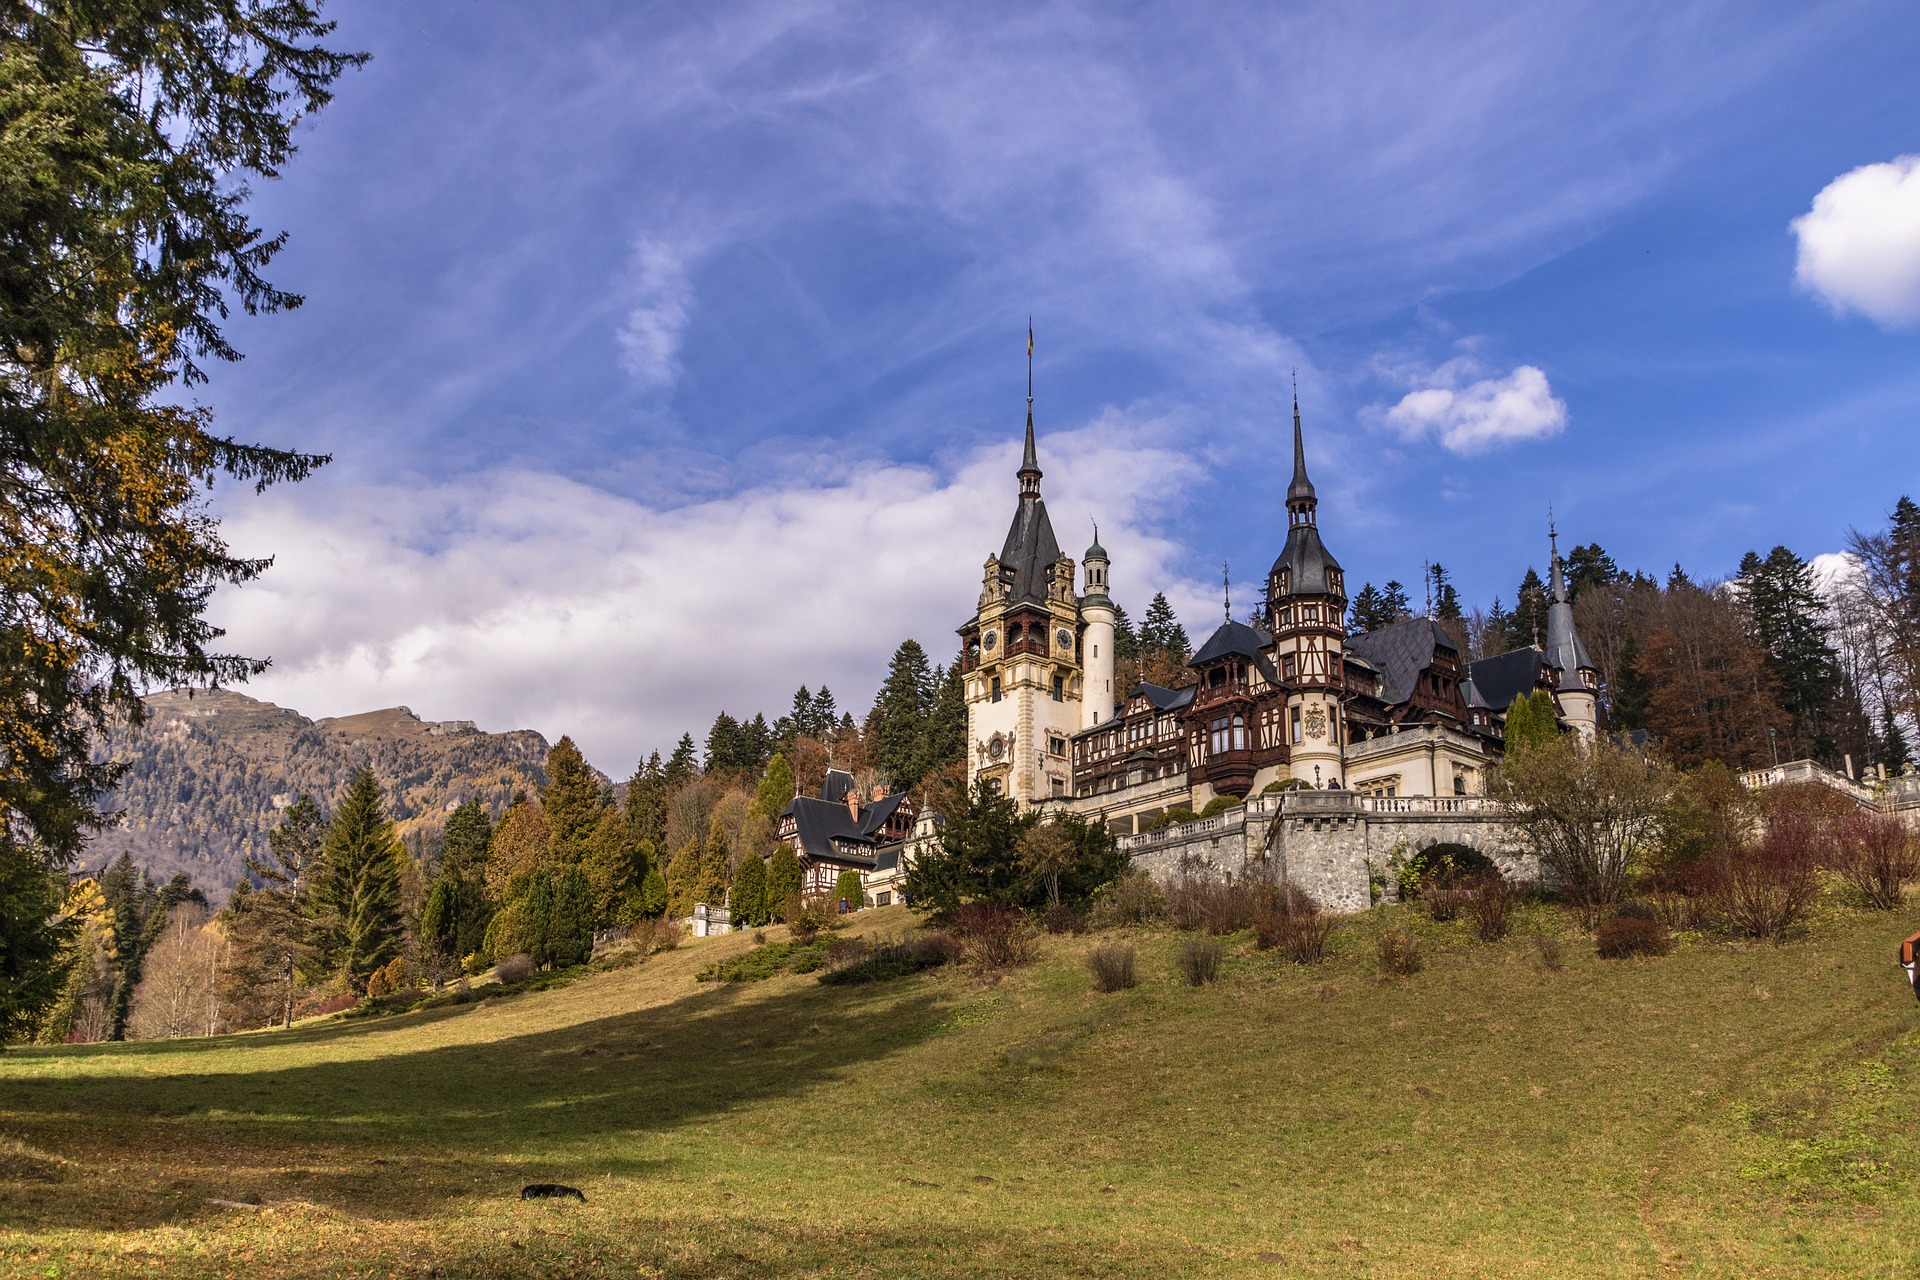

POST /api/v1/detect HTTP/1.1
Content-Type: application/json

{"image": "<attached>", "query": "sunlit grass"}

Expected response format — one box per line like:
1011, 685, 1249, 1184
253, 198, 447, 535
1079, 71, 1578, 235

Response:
3, 902, 1918, 1277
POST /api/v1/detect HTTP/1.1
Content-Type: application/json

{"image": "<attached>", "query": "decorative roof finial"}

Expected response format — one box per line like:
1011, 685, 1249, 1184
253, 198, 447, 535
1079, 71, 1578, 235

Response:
1018, 321, 1041, 498
1223, 561, 1231, 622
1286, 372, 1317, 515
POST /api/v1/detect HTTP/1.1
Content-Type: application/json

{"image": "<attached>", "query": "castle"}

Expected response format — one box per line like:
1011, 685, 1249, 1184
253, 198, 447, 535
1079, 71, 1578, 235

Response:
958, 392, 1601, 836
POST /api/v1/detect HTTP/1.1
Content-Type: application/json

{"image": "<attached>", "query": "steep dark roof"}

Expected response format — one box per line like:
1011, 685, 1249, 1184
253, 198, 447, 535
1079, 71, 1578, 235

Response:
856, 792, 907, 838
1544, 545, 1594, 678
1464, 647, 1547, 712
872, 848, 902, 874
996, 410, 1063, 606
1189, 619, 1282, 685
1131, 682, 1197, 712
1345, 617, 1456, 705
820, 769, 855, 804
1271, 397, 1343, 594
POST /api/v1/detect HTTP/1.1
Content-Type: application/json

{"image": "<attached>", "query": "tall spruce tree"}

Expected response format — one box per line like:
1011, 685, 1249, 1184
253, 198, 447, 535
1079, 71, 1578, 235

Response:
547, 867, 595, 968
0, 3, 363, 1037
540, 737, 605, 863
922, 662, 968, 777
1429, 565, 1462, 620
664, 734, 700, 785
623, 754, 669, 853
313, 769, 405, 992
1350, 583, 1390, 633
1739, 547, 1847, 764
1380, 581, 1413, 623
1112, 605, 1140, 666
871, 640, 936, 790
237, 794, 328, 1022
749, 754, 796, 822
1507, 569, 1548, 649
1139, 593, 1191, 659
1565, 543, 1620, 600
765, 843, 803, 920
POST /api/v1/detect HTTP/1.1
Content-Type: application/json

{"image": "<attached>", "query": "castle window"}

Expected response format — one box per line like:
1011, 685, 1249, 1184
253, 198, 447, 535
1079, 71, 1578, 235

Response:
1048, 735, 1067, 757
1278, 606, 1294, 627
991, 677, 1002, 702
1208, 715, 1247, 755
1052, 675, 1065, 702
1051, 777, 1066, 796
1303, 604, 1320, 622
1291, 706, 1302, 744
1283, 653, 1297, 679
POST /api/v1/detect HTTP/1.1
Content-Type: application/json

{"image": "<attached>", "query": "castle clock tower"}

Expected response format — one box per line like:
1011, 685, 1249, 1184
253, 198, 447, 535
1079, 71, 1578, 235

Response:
1267, 395, 1348, 786
958, 400, 1084, 805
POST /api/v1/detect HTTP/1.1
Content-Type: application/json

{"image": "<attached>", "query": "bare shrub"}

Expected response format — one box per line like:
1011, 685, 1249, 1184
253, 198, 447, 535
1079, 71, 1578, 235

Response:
1532, 934, 1565, 971
1091, 870, 1164, 927
1166, 872, 1262, 934
904, 931, 964, 968
1377, 924, 1423, 976
494, 953, 534, 985
1704, 825, 1821, 942
1178, 938, 1224, 986
1466, 874, 1516, 943
950, 904, 1038, 968
1829, 811, 1919, 910
1042, 903, 1088, 935
1493, 734, 1672, 919
824, 936, 872, 973
1595, 910, 1671, 959
1164, 874, 1213, 932
788, 893, 836, 943
650, 920, 685, 953
1086, 943, 1137, 992
1253, 884, 1333, 965
1423, 881, 1471, 923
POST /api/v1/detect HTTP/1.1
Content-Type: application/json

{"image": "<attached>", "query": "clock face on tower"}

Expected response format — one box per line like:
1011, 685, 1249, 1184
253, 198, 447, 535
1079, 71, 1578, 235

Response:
983, 632, 997, 651
1057, 629, 1073, 650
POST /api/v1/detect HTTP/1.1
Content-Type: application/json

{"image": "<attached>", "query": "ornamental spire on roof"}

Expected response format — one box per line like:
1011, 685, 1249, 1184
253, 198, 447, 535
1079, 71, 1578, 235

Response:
1543, 512, 1593, 677
1018, 320, 1041, 498
1286, 373, 1318, 521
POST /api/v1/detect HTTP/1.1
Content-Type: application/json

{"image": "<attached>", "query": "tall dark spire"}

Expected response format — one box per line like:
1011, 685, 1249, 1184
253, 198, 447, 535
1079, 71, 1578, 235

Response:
1019, 322, 1042, 498
1286, 376, 1317, 525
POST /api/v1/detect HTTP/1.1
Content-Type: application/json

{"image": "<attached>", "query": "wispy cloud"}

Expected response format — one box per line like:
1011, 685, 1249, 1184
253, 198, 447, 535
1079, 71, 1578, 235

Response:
617, 239, 698, 389
1381, 361, 1568, 455
1793, 154, 1920, 329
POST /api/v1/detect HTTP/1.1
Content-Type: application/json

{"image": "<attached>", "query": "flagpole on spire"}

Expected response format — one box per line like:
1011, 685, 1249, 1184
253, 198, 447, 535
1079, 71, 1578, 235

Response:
1026, 318, 1034, 408
1223, 562, 1231, 622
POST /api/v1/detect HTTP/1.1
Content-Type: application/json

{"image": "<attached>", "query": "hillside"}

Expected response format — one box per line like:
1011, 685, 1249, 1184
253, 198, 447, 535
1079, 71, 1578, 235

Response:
2, 903, 1917, 1277
88, 689, 554, 897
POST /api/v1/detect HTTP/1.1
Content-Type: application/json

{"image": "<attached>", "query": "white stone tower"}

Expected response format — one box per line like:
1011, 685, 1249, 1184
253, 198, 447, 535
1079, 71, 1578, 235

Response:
1267, 393, 1348, 787
958, 385, 1084, 805
1544, 522, 1600, 740
1081, 530, 1116, 729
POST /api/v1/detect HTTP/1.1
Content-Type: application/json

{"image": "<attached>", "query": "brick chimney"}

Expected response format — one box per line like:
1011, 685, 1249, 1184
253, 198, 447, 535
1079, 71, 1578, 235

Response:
846, 790, 860, 821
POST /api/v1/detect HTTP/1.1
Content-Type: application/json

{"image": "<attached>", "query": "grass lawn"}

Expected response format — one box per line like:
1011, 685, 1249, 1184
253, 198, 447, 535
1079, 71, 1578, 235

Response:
3, 902, 1919, 1278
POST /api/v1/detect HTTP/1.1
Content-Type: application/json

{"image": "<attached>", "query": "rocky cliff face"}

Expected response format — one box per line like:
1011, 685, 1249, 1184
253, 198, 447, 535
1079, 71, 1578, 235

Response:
88, 689, 552, 900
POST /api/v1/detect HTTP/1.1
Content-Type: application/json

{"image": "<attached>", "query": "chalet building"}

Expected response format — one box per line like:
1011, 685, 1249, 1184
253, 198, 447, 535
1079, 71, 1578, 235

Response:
960, 387, 1603, 838
776, 769, 916, 897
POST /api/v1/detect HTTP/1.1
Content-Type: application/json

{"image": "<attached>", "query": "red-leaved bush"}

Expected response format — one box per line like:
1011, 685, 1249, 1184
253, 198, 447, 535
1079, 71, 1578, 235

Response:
1829, 812, 1919, 910
949, 904, 1037, 968
1703, 823, 1821, 942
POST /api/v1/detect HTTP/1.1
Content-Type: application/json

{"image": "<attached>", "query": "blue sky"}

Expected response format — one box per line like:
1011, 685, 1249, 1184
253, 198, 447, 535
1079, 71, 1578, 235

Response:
200, 0, 1920, 774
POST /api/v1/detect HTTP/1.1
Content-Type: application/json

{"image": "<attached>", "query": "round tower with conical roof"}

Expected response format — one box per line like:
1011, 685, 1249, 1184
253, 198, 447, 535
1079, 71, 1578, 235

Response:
1544, 523, 1599, 740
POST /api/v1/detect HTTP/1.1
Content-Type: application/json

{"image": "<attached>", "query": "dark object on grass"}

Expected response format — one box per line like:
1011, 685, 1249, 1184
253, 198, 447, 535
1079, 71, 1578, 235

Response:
521, 1184, 585, 1202
1900, 931, 1920, 1002
1178, 938, 1224, 986
1086, 942, 1137, 992
1595, 912, 1671, 959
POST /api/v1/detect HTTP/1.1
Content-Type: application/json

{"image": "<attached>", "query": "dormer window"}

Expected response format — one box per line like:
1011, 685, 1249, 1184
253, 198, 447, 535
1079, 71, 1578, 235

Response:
1278, 606, 1294, 627
1303, 604, 1320, 622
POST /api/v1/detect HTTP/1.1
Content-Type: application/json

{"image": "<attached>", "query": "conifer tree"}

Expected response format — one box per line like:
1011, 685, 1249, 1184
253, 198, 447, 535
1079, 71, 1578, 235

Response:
731, 856, 768, 927
1507, 569, 1548, 649
1565, 544, 1620, 600
439, 800, 493, 883
765, 843, 803, 920
623, 753, 670, 852
638, 865, 669, 918
921, 662, 968, 777
1881, 707, 1912, 772
811, 688, 839, 735
1350, 583, 1390, 633
665, 735, 700, 786
1610, 631, 1653, 732
540, 737, 605, 863
313, 769, 405, 992
483, 799, 551, 904
664, 838, 701, 920
1139, 593, 1191, 660
1429, 565, 1462, 620
1739, 547, 1847, 763
97, 851, 158, 1040
871, 640, 936, 791
1112, 605, 1140, 666
832, 869, 864, 913
695, 818, 731, 910
749, 754, 796, 822
0, 858, 73, 1047
233, 794, 328, 1023
1381, 581, 1412, 622
1503, 690, 1560, 755
583, 807, 645, 925
547, 867, 595, 968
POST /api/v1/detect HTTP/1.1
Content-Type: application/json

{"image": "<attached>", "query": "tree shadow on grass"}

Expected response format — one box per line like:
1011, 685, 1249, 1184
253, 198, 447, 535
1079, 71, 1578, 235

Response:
0, 973, 954, 1232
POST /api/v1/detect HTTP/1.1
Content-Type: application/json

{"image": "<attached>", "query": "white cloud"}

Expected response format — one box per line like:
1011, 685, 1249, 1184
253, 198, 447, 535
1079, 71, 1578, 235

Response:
617, 239, 697, 388
1383, 364, 1567, 455
1792, 154, 1920, 328
207, 419, 1206, 775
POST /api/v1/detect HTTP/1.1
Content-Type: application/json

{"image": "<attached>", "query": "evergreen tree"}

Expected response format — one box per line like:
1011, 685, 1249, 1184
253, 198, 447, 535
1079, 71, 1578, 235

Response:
901, 779, 1037, 912
623, 753, 669, 853
694, 818, 731, 909
1610, 631, 1653, 732
1429, 565, 1462, 620
1565, 543, 1620, 600
1139, 593, 1191, 660
1881, 706, 1912, 772
313, 769, 405, 992
1507, 569, 1548, 649
547, 867, 595, 968
418, 879, 460, 966
582, 807, 645, 925
871, 640, 936, 791
540, 737, 605, 863
811, 688, 840, 735
749, 754, 796, 822
1503, 690, 1560, 755
638, 865, 669, 918
483, 799, 551, 904
832, 869, 864, 913
664, 838, 701, 920
731, 856, 768, 927
439, 800, 493, 883
1739, 547, 1846, 763
1380, 581, 1412, 622
665, 734, 700, 786
765, 843, 803, 920
1112, 604, 1140, 666
704, 713, 744, 773
498, 868, 556, 968
922, 662, 968, 777
235, 794, 328, 1022
1350, 583, 1391, 633
0, 858, 73, 1047
97, 851, 157, 1040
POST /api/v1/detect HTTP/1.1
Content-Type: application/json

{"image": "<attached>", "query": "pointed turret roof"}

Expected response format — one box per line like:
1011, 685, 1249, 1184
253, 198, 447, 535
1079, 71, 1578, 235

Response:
998, 402, 1061, 606
1270, 392, 1342, 597
1544, 524, 1593, 678
1287, 390, 1315, 505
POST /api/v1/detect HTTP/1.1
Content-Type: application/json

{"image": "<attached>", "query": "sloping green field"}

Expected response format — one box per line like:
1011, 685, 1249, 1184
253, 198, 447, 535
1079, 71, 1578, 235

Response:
2, 904, 1918, 1278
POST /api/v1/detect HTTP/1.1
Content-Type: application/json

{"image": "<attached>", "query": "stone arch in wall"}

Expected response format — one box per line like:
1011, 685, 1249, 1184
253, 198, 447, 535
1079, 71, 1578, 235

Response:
1407, 840, 1498, 882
